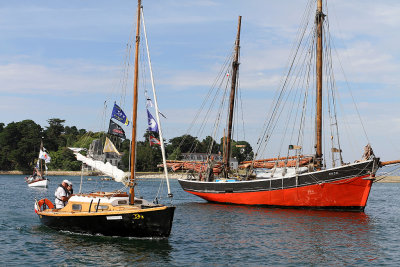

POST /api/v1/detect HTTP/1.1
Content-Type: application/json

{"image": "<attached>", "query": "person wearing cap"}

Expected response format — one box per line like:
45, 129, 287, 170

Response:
54, 180, 72, 209
67, 182, 73, 196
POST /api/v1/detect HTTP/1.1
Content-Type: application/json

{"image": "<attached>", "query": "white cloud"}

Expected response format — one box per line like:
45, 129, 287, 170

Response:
0, 62, 117, 95
1, 0, 400, 162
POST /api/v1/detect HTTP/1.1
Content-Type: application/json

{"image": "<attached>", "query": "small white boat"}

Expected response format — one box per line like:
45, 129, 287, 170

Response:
26, 140, 51, 188
26, 176, 49, 188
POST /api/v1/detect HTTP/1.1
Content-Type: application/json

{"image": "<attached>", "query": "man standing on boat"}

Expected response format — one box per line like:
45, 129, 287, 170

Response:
54, 180, 72, 209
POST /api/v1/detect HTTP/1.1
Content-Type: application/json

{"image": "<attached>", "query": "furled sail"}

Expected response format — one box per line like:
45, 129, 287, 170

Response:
72, 152, 129, 185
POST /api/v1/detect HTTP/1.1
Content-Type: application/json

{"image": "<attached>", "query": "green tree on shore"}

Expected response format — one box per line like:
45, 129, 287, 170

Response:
0, 120, 43, 171
0, 119, 254, 172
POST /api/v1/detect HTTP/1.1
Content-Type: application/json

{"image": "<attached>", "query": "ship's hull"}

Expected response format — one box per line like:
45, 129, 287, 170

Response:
27, 178, 49, 188
38, 206, 175, 237
178, 159, 378, 211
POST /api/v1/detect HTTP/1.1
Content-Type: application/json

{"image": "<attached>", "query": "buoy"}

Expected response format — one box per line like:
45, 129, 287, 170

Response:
35, 198, 54, 213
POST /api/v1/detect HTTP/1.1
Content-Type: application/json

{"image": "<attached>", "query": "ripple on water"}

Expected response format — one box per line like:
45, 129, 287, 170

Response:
1, 175, 400, 265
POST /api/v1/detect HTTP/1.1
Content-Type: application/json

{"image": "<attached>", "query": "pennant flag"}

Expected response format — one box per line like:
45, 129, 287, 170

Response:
111, 103, 129, 126
103, 137, 121, 155
149, 135, 161, 146
108, 120, 126, 139
146, 98, 153, 108
147, 109, 158, 132
288, 145, 302, 150
39, 150, 51, 163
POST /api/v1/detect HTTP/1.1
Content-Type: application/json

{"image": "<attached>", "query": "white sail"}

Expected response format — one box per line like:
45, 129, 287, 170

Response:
73, 152, 129, 185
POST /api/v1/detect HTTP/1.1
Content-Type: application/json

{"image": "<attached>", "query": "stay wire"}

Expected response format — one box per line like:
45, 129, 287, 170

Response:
253, 0, 314, 161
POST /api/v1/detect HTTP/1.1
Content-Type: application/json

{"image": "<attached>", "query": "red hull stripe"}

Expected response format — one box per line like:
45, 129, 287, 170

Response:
184, 175, 373, 208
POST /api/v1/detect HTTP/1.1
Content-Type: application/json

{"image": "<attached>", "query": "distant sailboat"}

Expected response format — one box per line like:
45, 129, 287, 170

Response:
177, 1, 400, 211
25, 140, 50, 188
34, 0, 175, 237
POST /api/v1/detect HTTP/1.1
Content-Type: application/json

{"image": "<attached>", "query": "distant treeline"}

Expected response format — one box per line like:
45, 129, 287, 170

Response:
0, 119, 253, 172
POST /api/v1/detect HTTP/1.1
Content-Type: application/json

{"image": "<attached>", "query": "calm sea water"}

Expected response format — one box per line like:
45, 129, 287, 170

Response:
1, 175, 399, 266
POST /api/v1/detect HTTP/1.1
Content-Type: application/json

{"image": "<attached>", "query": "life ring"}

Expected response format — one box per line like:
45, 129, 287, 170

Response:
35, 198, 54, 213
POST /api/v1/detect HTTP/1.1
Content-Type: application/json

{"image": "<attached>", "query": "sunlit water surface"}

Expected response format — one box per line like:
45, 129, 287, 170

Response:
1, 175, 399, 266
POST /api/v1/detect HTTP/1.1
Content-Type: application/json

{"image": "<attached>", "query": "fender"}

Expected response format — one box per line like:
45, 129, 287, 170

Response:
35, 198, 54, 213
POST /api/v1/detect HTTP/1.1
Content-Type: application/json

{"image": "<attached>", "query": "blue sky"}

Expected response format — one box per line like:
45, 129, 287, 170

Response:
1, 0, 400, 162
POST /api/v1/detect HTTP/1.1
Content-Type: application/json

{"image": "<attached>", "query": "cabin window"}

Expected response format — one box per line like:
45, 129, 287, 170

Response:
72, 204, 82, 211
134, 199, 143, 204
95, 205, 109, 211
117, 200, 127, 205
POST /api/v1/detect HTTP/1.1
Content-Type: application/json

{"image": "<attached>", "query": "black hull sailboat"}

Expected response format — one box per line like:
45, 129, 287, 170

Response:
39, 208, 175, 237
35, 0, 175, 238
38, 196, 175, 237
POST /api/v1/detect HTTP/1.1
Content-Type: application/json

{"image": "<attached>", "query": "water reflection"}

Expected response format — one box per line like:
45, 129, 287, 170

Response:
177, 202, 381, 265
2, 175, 395, 265
32, 227, 173, 266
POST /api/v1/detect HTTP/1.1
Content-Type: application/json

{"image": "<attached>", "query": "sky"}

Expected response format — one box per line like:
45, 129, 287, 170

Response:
1, 0, 400, 162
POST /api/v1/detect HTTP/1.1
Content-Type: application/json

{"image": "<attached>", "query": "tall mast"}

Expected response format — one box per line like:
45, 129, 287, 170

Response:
315, 0, 324, 167
130, 0, 141, 205
224, 16, 241, 177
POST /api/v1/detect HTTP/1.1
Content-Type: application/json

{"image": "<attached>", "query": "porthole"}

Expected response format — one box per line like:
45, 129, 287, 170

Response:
118, 200, 127, 205
72, 204, 82, 211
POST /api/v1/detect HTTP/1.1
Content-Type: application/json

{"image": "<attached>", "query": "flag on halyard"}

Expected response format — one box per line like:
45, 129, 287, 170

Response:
147, 109, 158, 132
39, 150, 51, 163
103, 137, 121, 155
149, 135, 161, 146
288, 145, 302, 150
111, 103, 129, 126
108, 120, 126, 139
146, 98, 153, 108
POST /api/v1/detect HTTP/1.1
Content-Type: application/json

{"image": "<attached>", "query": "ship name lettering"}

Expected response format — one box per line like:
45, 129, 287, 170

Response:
133, 214, 144, 219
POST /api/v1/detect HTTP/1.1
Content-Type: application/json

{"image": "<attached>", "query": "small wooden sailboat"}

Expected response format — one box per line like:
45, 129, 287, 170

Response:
25, 140, 50, 188
35, 0, 175, 237
27, 177, 48, 188
177, 2, 400, 211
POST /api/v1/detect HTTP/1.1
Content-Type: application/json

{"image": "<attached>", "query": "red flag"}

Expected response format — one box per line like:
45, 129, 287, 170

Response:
149, 135, 161, 146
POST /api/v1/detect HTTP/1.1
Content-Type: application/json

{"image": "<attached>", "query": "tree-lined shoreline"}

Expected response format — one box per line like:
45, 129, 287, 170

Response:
0, 118, 253, 172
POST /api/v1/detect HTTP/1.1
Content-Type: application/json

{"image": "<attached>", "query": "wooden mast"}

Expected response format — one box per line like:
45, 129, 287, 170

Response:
315, 0, 324, 167
130, 0, 141, 205
224, 16, 241, 177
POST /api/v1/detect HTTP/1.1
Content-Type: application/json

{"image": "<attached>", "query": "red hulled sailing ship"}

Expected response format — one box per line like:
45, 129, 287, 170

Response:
175, 1, 399, 211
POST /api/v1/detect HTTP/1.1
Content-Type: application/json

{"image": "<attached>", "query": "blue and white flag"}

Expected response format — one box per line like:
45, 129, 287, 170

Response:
147, 109, 158, 132
111, 103, 129, 126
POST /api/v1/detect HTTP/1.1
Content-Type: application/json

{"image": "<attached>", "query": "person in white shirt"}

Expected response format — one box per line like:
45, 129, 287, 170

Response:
54, 180, 72, 209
